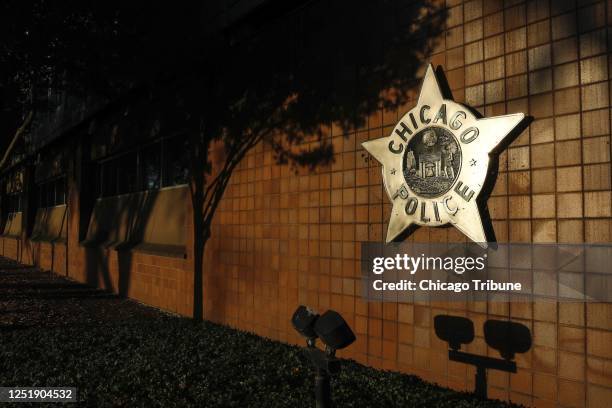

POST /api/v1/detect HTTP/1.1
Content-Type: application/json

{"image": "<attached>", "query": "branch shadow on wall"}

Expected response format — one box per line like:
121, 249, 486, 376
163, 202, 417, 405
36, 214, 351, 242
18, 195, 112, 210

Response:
115, 0, 447, 319
51, 0, 450, 317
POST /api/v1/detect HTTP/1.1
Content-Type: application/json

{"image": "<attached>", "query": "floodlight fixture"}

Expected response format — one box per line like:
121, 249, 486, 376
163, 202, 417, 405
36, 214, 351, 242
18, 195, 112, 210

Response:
291, 305, 356, 408
313, 309, 356, 352
291, 305, 319, 343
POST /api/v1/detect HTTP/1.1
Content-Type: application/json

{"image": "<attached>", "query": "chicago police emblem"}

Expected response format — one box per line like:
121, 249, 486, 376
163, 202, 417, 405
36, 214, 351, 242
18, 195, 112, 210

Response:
362, 65, 527, 247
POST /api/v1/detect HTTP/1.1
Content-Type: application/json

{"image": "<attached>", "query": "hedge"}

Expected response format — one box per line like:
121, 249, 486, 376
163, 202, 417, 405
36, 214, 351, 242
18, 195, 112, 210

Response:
0, 317, 521, 407
0, 263, 520, 407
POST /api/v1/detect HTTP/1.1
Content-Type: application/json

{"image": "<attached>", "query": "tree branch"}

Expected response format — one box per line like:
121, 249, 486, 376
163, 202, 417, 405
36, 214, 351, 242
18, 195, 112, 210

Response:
201, 132, 262, 227
0, 111, 34, 170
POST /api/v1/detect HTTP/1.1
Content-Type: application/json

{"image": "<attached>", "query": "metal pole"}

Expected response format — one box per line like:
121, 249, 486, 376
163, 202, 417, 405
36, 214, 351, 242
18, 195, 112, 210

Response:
315, 368, 331, 408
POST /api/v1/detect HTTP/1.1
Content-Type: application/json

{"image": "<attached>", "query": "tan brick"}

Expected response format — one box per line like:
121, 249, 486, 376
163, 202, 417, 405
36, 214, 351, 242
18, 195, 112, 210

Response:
580, 29, 607, 58
484, 56, 505, 81
532, 194, 556, 218
554, 88, 581, 115
527, 0, 549, 23
580, 55, 608, 85
552, 13, 577, 40
464, 19, 483, 43
527, 19, 550, 47
559, 352, 586, 381
583, 136, 611, 164
505, 27, 526, 53
509, 195, 531, 219
532, 169, 555, 193
464, 41, 483, 65
554, 62, 579, 89
555, 114, 581, 140
587, 329, 612, 359
584, 164, 611, 191
581, 82, 609, 111
464, 0, 482, 21
531, 143, 555, 168
529, 69, 553, 94
584, 191, 612, 217
509, 146, 530, 170
506, 74, 528, 99
446, 25, 464, 49
531, 92, 554, 117
557, 193, 583, 218
506, 51, 527, 76
485, 79, 505, 103
484, 11, 503, 37
557, 166, 583, 192
505, 4, 526, 30
464, 64, 482, 87
553, 37, 578, 65
582, 109, 610, 137
447, 4, 464, 27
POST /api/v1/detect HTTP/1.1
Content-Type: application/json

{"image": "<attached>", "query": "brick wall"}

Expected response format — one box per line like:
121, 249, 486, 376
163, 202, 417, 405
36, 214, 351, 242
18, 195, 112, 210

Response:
206, 1, 612, 407
63, 182, 195, 317
0, 0, 608, 406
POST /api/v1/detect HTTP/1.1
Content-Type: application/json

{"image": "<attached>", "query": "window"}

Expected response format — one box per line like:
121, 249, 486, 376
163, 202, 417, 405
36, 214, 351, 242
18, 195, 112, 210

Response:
46, 182, 55, 206
3, 169, 24, 213
96, 136, 189, 198
5, 193, 22, 213
117, 151, 138, 194
38, 177, 66, 207
141, 144, 161, 190
100, 159, 118, 197
56, 178, 66, 205
163, 137, 190, 187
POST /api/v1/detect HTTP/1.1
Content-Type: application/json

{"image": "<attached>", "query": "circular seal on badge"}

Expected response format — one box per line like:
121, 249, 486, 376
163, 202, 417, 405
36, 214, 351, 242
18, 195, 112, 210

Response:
362, 64, 526, 247
403, 126, 461, 198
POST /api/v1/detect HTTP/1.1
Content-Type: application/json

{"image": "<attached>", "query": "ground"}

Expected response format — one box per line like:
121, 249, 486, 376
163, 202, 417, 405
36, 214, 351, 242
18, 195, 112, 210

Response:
0, 257, 520, 407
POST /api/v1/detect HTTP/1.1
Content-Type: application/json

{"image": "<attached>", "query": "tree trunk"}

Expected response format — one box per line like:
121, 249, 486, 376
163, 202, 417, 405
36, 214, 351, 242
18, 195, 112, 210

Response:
192, 238, 204, 322
192, 210, 209, 322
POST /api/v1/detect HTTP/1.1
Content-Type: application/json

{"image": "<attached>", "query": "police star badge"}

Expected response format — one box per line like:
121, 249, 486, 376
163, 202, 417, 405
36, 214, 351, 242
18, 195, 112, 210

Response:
362, 64, 527, 247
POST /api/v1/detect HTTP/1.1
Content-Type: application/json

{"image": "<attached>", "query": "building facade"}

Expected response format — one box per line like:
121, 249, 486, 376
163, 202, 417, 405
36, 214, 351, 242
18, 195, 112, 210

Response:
1, 1, 611, 407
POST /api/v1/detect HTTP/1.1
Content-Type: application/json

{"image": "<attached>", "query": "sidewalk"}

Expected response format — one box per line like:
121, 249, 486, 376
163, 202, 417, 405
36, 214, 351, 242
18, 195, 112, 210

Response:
0, 257, 166, 330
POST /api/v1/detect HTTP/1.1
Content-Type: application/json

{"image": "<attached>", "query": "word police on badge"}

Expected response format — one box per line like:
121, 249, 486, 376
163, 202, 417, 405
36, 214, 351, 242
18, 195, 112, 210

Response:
362, 65, 527, 248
